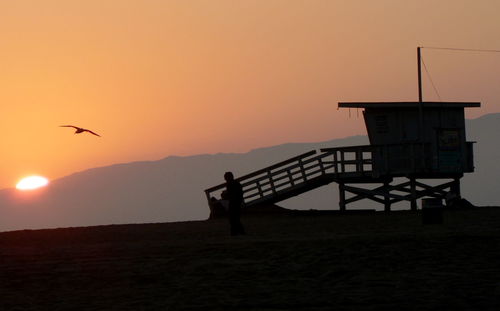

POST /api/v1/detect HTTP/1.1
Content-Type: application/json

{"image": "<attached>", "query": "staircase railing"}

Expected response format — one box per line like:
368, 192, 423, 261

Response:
204, 145, 375, 207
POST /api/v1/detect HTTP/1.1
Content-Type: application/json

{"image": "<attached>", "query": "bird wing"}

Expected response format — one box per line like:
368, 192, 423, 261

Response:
84, 129, 101, 137
60, 125, 79, 129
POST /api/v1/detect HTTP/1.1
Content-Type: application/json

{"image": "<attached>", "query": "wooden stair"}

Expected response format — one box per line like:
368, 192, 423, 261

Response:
204, 145, 376, 207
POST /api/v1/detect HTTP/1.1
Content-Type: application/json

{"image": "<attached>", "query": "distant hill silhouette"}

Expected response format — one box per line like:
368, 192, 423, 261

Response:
0, 113, 499, 232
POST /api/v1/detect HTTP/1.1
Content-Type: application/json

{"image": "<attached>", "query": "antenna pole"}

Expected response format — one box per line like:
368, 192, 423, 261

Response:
417, 47, 424, 161
417, 47, 423, 102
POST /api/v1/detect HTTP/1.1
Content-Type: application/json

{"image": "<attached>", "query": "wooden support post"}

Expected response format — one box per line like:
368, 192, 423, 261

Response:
318, 158, 325, 174
299, 159, 307, 182
410, 177, 417, 211
339, 183, 346, 212
356, 149, 362, 173
287, 170, 295, 186
257, 180, 264, 198
268, 171, 277, 194
384, 181, 391, 212
333, 152, 339, 176
340, 151, 345, 173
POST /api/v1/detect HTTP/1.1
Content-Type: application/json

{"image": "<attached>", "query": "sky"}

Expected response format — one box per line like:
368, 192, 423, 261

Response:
1, 0, 500, 189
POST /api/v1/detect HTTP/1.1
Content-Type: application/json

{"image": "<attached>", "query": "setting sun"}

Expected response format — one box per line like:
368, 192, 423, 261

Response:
16, 176, 50, 191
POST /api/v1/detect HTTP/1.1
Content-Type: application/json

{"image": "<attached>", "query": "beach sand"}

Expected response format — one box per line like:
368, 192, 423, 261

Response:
1, 207, 499, 310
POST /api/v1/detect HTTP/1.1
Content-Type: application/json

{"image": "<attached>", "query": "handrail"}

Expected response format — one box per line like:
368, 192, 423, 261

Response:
204, 146, 372, 205
205, 145, 377, 194
204, 150, 317, 193
320, 145, 375, 153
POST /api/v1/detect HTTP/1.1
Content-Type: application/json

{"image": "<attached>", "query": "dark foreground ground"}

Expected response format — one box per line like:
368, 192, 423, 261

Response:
1, 208, 500, 311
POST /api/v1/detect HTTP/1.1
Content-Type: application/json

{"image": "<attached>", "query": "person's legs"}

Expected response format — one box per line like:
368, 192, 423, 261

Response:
229, 205, 244, 235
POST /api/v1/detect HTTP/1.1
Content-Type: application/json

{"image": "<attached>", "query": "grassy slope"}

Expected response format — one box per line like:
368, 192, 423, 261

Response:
1, 208, 499, 310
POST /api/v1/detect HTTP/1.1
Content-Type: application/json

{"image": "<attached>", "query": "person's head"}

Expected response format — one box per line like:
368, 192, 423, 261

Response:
224, 171, 234, 182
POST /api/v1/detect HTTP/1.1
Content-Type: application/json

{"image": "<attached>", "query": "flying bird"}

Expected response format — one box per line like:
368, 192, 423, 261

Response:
60, 125, 101, 137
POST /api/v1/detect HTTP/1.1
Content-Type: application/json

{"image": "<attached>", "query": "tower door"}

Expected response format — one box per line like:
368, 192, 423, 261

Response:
437, 129, 462, 172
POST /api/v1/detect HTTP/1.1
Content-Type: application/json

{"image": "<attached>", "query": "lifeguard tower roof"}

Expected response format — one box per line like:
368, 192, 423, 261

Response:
338, 101, 480, 108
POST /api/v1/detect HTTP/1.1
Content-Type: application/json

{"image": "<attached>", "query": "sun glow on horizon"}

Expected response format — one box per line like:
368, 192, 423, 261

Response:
16, 176, 49, 191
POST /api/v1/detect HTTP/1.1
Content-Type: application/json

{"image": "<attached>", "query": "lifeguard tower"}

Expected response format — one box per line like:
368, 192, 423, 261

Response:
332, 100, 479, 211
204, 49, 480, 214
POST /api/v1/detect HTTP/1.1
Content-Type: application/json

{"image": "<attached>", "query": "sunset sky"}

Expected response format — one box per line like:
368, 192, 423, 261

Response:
1, 0, 500, 189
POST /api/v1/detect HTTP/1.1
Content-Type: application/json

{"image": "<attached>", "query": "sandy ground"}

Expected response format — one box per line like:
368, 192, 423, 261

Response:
1, 208, 499, 310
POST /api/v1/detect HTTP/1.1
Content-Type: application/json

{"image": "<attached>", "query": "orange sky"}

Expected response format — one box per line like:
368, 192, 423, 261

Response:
1, 0, 500, 189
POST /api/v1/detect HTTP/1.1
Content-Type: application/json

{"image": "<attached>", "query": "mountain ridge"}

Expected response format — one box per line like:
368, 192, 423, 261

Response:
0, 114, 499, 232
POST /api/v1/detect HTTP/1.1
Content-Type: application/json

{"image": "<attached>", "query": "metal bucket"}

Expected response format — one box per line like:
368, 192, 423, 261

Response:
422, 198, 444, 224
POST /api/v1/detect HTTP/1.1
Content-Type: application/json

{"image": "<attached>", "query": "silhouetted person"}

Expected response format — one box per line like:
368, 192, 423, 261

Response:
224, 171, 245, 236
209, 196, 225, 219
220, 190, 229, 211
